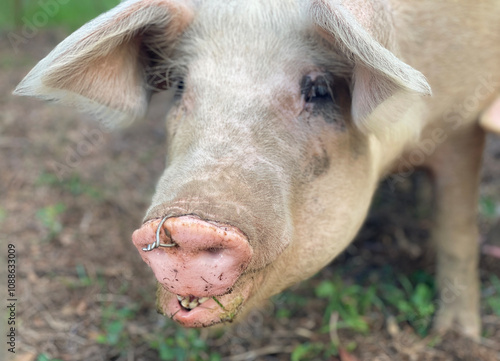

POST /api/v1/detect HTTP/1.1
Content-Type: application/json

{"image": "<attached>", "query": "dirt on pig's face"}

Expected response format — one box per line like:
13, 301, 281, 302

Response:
133, 2, 378, 327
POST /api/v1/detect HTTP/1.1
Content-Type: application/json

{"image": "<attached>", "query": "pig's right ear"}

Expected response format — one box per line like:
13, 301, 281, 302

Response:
14, 0, 193, 127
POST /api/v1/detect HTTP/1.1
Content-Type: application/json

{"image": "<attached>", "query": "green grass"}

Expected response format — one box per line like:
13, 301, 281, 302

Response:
284, 265, 500, 359
35, 264, 500, 360
291, 342, 333, 361
486, 275, 500, 316
37, 172, 104, 200
96, 303, 140, 349
95, 303, 221, 361
1, 0, 120, 31
376, 270, 436, 336
36, 202, 66, 241
479, 196, 499, 219
315, 277, 378, 334
87, 276, 220, 361
147, 328, 222, 361
36, 355, 63, 361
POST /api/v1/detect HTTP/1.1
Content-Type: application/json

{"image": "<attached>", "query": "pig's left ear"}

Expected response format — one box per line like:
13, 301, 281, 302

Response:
14, 0, 193, 127
310, 0, 432, 134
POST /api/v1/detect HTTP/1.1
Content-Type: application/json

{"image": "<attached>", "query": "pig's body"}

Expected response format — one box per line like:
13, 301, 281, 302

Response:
15, 0, 500, 337
386, 1, 500, 336
394, 1, 500, 158
383, 2, 497, 166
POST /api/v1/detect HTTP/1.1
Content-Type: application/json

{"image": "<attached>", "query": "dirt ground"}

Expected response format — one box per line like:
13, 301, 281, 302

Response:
1, 30, 500, 361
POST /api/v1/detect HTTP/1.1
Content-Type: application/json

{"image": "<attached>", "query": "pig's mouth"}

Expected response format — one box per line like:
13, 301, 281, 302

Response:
156, 273, 259, 327
176, 294, 212, 310
132, 214, 257, 327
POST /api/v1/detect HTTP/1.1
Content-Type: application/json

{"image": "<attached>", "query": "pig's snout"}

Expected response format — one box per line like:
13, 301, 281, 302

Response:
132, 216, 253, 299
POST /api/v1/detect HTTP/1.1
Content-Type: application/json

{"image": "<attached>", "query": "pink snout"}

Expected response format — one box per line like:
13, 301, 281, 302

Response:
132, 216, 252, 297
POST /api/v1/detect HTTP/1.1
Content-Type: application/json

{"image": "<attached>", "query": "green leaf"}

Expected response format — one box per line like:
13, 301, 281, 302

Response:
209, 353, 222, 361
487, 297, 500, 316
95, 334, 107, 344
291, 344, 312, 361
106, 320, 124, 345
315, 281, 336, 298
36, 355, 64, 361
159, 342, 176, 360
479, 196, 497, 218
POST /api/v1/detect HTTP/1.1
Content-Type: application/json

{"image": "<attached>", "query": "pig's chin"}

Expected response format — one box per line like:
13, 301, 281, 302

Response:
156, 273, 261, 327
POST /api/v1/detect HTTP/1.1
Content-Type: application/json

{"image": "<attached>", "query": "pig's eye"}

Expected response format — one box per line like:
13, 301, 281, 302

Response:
175, 79, 185, 96
300, 74, 349, 129
171, 79, 185, 101
301, 75, 333, 103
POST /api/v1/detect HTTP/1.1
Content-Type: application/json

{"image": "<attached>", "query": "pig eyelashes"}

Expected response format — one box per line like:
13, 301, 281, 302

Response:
301, 75, 334, 104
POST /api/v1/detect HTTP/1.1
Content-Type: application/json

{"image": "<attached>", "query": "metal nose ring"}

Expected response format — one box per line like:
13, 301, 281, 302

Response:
142, 216, 177, 252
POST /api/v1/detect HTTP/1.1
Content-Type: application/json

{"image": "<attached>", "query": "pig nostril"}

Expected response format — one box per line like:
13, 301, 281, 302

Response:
202, 247, 226, 259
206, 247, 223, 254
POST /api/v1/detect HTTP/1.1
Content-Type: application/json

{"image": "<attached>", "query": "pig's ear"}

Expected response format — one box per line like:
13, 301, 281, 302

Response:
14, 0, 193, 127
310, 0, 432, 134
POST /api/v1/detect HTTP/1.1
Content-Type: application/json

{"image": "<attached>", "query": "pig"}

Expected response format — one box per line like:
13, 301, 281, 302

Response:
14, 0, 500, 338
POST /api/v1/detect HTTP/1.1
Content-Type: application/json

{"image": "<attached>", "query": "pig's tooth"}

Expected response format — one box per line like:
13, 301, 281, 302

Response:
188, 300, 199, 309
177, 295, 183, 301
199, 297, 210, 304
181, 299, 190, 308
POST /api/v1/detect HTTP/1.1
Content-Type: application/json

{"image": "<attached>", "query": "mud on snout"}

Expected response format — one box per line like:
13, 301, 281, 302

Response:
132, 215, 262, 327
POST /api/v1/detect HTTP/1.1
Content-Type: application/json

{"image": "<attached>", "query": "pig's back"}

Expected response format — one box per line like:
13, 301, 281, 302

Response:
391, 0, 500, 131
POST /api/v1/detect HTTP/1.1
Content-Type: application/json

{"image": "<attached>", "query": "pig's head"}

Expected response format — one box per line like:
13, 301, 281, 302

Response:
15, 0, 431, 327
